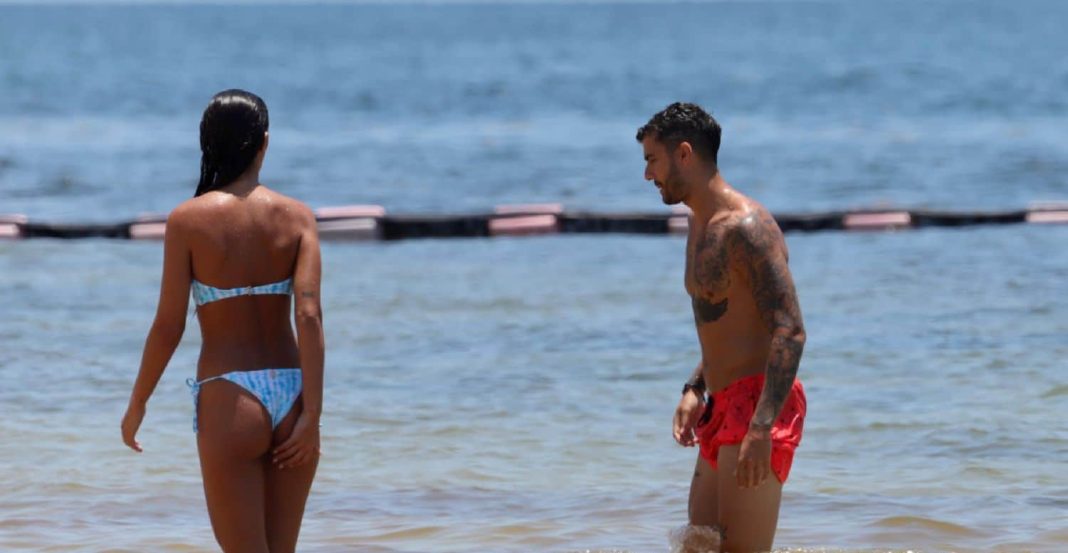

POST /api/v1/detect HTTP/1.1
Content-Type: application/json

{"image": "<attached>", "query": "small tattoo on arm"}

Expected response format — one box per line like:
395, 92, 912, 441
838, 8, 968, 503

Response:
301, 291, 316, 298
692, 297, 728, 324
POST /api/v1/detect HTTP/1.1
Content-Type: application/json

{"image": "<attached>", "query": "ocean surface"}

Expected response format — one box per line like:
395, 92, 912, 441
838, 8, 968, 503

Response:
1, 1, 1067, 552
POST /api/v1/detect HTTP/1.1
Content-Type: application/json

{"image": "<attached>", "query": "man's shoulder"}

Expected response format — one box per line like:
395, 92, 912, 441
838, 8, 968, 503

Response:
697, 203, 779, 239
697, 204, 784, 266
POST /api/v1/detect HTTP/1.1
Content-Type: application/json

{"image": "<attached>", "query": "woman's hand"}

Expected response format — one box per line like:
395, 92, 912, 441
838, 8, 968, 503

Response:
272, 413, 320, 469
121, 402, 146, 453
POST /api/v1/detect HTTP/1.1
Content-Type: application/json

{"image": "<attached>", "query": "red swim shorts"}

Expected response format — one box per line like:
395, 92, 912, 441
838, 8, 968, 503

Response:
695, 374, 806, 483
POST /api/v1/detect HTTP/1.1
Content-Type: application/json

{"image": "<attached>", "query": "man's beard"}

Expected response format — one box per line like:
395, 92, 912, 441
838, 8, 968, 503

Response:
659, 163, 683, 205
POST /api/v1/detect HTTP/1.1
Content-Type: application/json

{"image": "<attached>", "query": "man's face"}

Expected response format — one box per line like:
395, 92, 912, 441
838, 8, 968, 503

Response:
642, 136, 684, 205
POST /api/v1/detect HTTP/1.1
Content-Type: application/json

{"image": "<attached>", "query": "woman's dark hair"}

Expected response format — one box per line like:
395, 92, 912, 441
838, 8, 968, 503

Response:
195, 89, 269, 197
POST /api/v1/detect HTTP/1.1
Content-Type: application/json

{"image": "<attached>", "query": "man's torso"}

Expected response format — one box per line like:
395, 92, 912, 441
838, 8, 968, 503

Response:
685, 200, 788, 393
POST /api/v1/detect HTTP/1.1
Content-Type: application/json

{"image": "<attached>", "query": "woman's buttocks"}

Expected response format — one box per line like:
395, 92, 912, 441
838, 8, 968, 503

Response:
196, 296, 300, 374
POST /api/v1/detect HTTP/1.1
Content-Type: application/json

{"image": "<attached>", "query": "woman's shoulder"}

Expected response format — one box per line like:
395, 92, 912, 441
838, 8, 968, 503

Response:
166, 187, 316, 236
165, 197, 204, 228
259, 186, 316, 226
169, 193, 230, 223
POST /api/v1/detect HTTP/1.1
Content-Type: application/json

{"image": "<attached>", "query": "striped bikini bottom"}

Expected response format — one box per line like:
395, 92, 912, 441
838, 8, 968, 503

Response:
186, 368, 303, 433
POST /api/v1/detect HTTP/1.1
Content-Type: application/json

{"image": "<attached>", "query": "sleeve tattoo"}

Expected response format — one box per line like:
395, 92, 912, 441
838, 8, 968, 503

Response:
734, 213, 806, 430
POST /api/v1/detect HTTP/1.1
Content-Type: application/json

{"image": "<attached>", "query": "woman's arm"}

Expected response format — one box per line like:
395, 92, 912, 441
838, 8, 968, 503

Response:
273, 206, 323, 469
292, 206, 324, 418
122, 210, 192, 452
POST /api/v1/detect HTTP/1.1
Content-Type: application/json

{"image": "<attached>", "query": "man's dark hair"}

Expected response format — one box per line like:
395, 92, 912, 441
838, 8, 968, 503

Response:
636, 102, 722, 166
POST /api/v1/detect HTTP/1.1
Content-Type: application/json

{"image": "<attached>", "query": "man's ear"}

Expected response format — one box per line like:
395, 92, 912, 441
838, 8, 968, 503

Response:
676, 141, 693, 166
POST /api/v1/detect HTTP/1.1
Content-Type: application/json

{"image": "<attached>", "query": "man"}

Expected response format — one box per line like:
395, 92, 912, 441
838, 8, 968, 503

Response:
637, 103, 807, 553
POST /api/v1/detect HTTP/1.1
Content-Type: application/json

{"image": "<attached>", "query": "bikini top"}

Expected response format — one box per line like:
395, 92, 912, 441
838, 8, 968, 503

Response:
191, 277, 293, 306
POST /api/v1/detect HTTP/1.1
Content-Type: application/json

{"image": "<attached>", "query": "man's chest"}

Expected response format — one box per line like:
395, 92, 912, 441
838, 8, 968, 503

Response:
685, 226, 735, 299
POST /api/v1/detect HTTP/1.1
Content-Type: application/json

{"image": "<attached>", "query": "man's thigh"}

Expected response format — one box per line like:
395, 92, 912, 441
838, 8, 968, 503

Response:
716, 444, 783, 553
689, 453, 719, 526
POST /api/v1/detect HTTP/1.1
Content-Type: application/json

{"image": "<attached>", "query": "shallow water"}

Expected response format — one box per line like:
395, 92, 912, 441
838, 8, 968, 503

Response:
2, 226, 1067, 552
2, 1, 1068, 551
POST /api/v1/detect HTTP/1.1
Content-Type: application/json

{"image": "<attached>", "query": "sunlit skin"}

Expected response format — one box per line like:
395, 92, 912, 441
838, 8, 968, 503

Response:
120, 131, 325, 553
642, 134, 805, 553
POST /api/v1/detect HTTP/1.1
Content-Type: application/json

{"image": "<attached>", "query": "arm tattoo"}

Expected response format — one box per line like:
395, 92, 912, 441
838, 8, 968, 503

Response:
301, 291, 317, 298
732, 211, 805, 429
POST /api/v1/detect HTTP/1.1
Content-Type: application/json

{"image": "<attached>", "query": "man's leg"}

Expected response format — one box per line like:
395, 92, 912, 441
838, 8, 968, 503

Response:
716, 444, 782, 553
689, 454, 719, 525
679, 454, 722, 553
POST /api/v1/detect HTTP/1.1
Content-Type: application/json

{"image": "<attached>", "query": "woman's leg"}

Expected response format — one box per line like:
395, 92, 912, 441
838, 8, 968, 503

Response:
197, 381, 275, 553
264, 397, 319, 553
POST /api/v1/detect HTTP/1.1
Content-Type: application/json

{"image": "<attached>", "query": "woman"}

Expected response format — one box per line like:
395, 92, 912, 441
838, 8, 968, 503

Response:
121, 89, 324, 553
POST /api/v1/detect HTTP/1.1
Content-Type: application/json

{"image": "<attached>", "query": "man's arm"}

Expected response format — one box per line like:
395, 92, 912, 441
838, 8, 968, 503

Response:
674, 360, 706, 447
685, 361, 705, 392
732, 211, 806, 486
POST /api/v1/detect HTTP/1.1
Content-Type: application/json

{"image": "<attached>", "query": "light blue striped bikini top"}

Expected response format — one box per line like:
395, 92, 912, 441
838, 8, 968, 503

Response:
191, 277, 293, 306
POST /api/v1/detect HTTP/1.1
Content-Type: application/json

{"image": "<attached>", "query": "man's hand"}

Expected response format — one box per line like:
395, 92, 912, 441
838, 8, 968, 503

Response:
736, 426, 772, 488
672, 391, 705, 446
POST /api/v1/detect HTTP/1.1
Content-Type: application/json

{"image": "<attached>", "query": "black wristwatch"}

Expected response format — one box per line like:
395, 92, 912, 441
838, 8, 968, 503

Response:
682, 375, 706, 400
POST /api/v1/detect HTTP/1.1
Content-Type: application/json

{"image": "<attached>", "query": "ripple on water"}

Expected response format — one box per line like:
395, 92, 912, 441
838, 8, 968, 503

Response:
872, 515, 984, 536
1040, 384, 1068, 398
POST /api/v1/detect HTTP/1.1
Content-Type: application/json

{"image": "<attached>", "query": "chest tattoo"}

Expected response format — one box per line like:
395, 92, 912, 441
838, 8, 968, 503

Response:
693, 297, 729, 324
692, 227, 732, 294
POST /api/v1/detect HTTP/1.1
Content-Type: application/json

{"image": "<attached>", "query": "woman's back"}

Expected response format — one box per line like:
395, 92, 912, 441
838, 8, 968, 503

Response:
180, 185, 308, 376
123, 89, 323, 553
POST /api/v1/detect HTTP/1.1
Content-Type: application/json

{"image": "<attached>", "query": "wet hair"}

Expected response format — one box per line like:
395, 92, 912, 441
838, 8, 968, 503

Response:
635, 102, 721, 167
195, 89, 269, 197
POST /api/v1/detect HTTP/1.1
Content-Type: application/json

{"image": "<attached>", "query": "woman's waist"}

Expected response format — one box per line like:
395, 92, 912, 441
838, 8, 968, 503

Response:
197, 328, 297, 351
196, 342, 300, 374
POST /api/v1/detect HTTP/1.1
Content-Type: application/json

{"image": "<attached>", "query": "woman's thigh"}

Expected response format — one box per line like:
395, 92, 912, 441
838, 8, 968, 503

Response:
263, 399, 319, 553
197, 380, 274, 553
